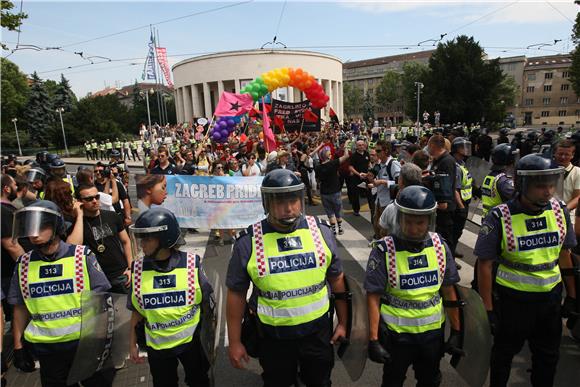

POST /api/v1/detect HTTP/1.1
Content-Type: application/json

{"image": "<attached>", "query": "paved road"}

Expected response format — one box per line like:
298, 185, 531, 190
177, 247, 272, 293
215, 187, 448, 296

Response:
5, 164, 580, 387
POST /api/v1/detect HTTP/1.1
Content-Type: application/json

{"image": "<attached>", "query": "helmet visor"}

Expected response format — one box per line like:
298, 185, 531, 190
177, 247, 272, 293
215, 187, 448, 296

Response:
263, 190, 305, 225
394, 211, 436, 242
13, 207, 59, 241
26, 169, 46, 183
128, 225, 168, 261
456, 142, 472, 157
520, 171, 564, 205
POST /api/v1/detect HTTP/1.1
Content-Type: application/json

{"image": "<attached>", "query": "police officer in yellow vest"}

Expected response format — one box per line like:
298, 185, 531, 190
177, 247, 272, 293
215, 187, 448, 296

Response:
7, 200, 112, 386
47, 158, 75, 195
451, 137, 473, 259
113, 138, 122, 153
91, 139, 98, 160
84, 141, 93, 161
226, 169, 348, 387
99, 142, 106, 160
128, 208, 212, 387
481, 143, 518, 218
365, 186, 462, 387
105, 139, 113, 158
475, 154, 577, 386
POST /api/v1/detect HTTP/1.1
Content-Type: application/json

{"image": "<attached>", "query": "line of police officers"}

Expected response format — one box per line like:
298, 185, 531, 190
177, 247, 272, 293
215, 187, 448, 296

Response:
2, 134, 579, 387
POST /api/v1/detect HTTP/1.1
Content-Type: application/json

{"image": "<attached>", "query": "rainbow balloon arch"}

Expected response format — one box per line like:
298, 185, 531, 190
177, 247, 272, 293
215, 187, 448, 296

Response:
209, 67, 330, 143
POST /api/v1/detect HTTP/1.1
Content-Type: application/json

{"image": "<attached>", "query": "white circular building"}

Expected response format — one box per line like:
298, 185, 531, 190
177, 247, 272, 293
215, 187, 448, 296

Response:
172, 49, 343, 123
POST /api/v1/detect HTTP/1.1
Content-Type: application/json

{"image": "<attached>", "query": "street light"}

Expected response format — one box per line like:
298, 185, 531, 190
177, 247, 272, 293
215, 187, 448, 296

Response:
140, 88, 155, 130
414, 82, 424, 128
11, 118, 22, 156
55, 107, 69, 157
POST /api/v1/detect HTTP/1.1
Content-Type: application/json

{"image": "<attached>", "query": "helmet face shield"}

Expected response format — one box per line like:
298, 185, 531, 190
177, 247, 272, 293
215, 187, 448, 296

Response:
520, 173, 564, 206
455, 141, 472, 157
26, 169, 47, 184
129, 225, 168, 261
394, 211, 436, 242
13, 207, 60, 242
263, 190, 305, 226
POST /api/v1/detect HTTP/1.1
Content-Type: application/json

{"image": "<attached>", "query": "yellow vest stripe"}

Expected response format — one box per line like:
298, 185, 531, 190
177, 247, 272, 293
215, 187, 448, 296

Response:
257, 295, 329, 319
381, 311, 444, 327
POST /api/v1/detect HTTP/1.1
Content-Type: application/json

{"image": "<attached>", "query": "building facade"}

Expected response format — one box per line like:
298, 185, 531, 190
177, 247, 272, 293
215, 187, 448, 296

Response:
171, 49, 343, 123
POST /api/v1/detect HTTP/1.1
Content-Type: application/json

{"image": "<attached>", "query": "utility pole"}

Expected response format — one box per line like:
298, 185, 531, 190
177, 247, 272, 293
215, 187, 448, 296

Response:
414, 82, 424, 127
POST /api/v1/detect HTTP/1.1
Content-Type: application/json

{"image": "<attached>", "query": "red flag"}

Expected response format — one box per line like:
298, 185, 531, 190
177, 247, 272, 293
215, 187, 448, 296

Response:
262, 103, 272, 113
329, 107, 339, 123
274, 116, 285, 133
249, 107, 260, 118
304, 109, 319, 123
262, 97, 276, 153
214, 91, 254, 117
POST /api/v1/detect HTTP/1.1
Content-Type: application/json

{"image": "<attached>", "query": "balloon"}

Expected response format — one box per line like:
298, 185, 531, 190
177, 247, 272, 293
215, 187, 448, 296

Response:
251, 91, 259, 100
221, 129, 229, 138
227, 119, 235, 127
212, 132, 222, 141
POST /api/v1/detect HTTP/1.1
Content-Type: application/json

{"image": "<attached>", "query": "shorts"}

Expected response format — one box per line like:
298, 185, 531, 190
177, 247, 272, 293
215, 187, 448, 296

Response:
321, 192, 342, 219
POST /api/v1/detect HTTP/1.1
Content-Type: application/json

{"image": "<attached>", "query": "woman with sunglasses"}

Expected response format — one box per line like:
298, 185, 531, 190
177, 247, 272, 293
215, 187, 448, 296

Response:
242, 153, 261, 176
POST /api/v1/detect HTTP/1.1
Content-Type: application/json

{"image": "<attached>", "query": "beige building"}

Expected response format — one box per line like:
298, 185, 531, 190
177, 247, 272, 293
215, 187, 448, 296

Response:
519, 54, 579, 126
171, 49, 343, 123
343, 50, 433, 122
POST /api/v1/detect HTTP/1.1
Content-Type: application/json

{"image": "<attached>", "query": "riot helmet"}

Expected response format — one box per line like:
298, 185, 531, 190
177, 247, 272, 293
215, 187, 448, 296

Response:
13, 200, 66, 251
49, 158, 67, 178
261, 169, 305, 229
451, 137, 472, 157
110, 150, 121, 160
500, 128, 509, 136
26, 168, 47, 184
526, 131, 538, 142
394, 186, 437, 243
515, 153, 564, 209
129, 208, 183, 260
36, 151, 49, 165
491, 143, 519, 166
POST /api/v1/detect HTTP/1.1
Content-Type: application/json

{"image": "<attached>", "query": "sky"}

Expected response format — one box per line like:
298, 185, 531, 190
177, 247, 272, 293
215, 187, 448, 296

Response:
2, 0, 578, 97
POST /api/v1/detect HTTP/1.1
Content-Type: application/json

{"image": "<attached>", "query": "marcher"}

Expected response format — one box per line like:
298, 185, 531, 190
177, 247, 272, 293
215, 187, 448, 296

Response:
365, 186, 462, 387
475, 153, 577, 386
128, 208, 212, 387
226, 169, 348, 387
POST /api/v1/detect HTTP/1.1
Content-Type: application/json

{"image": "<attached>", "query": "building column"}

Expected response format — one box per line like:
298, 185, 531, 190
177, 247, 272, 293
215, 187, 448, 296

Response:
234, 79, 241, 94
203, 82, 212, 118
218, 80, 225, 98
175, 88, 184, 123
338, 82, 343, 122
323, 79, 331, 118
288, 87, 294, 103
191, 84, 201, 117
183, 86, 193, 124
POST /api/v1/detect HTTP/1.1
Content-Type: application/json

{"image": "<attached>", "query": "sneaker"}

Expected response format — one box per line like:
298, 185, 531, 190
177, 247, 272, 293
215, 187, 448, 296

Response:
338, 228, 344, 235
353, 212, 360, 216
456, 262, 462, 270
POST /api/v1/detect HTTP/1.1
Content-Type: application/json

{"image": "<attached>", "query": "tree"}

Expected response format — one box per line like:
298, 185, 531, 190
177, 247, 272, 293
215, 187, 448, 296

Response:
424, 35, 514, 125
54, 74, 76, 112
23, 72, 55, 147
1, 0, 27, 50
570, 4, 580, 96
343, 83, 364, 118
375, 70, 401, 110
1, 58, 28, 147
362, 90, 375, 123
401, 62, 430, 119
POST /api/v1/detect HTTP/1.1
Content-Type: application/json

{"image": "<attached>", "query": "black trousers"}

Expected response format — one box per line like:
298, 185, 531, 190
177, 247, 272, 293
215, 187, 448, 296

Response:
85, 150, 92, 160
381, 336, 443, 387
490, 287, 562, 387
346, 176, 365, 214
258, 325, 334, 387
147, 337, 210, 387
37, 348, 114, 387
435, 212, 455, 255
451, 206, 468, 254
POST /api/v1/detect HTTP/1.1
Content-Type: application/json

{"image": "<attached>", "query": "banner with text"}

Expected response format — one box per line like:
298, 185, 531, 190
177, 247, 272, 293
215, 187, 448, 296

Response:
136, 175, 264, 229
272, 99, 321, 132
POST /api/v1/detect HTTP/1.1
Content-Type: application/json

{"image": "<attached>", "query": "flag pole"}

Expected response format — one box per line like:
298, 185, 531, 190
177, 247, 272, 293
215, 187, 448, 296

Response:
204, 115, 216, 141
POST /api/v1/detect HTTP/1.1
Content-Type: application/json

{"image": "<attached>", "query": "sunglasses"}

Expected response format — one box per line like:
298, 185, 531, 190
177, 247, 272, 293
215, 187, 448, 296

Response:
216, 166, 223, 170
80, 194, 100, 202
375, 148, 384, 152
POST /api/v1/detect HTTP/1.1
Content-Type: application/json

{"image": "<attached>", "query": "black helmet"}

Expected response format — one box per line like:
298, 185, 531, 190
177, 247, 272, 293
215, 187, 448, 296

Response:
13, 200, 66, 247
26, 168, 47, 184
130, 208, 182, 260
515, 132, 523, 139
451, 137, 472, 156
492, 143, 519, 166
110, 150, 121, 158
515, 154, 564, 208
261, 169, 305, 227
500, 128, 509, 135
46, 153, 59, 164
394, 186, 437, 242
49, 158, 65, 169
544, 129, 555, 140
526, 131, 538, 141
36, 151, 49, 164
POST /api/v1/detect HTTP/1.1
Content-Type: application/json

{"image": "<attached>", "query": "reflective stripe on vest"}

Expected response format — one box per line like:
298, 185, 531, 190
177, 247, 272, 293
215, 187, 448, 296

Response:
481, 173, 505, 216
19, 245, 88, 343
131, 252, 202, 350
457, 163, 473, 202
248, 217, 331, 327
496, 199, 564, 292
380, 233, 446, 334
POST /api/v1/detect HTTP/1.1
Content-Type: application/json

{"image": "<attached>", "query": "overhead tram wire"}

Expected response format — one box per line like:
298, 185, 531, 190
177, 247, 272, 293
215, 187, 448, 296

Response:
544, 0, 575, 24
442, 0, 521, 36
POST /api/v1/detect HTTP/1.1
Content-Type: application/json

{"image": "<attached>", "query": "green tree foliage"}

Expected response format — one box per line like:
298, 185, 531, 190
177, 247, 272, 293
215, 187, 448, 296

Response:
401, 62, 429, 119
23, 72, 55, 147
1, 0, 27, 50
1, 58, 29, 147
343, 83, 364, 118
375, 70, 401, 109
363, 90, 375, 123
570, 6, 580, 96
54, 74, 76, 112
424, 35, 514, 125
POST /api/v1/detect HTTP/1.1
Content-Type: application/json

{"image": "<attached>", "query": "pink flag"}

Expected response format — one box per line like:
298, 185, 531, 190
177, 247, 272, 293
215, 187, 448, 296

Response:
262, 97, 276, 153
214, 91, 254, 117
155, 47, 173, 87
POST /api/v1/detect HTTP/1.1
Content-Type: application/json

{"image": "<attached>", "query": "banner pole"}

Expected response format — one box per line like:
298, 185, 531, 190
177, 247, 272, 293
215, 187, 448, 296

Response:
204, 115, 216, 142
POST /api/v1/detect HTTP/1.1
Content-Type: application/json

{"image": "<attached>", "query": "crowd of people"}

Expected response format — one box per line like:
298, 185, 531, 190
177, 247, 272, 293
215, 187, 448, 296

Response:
0, 117, 579, 387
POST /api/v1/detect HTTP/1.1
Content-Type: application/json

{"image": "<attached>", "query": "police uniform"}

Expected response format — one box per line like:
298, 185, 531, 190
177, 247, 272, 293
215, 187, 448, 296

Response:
127, 251, 212, 387
452, 159, 473, 253
7, 241, 112, 387
91, 140, 99, 160
481, 170, 514, 218
105, 141, 113, 158
226, 216, 343, 386
84, 142, 92, 160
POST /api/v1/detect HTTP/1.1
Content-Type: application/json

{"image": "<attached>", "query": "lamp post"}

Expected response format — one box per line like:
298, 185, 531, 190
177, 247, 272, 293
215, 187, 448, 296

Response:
140, 88, 154, 130
414, 82, 424, 128
11, 118, 22, 156
55, 107, 69, 157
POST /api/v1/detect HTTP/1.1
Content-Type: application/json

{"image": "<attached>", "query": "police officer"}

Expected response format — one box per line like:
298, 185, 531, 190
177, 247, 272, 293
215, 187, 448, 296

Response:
99, 141, 107, 160
128, 208, 211, 387
521, 132, 538, 158
481, 144, 518, 218
113, 137, 122, 153
476, 128, 493, 161
497, 128, 510, 145
47, 158, 75, 195
84, 141, 93, 160
475, 154, 577, 386
365, 186, 462, 387
105, 139, 113, 158
226, 169, 348, 387
91, 139, 99, 160
7, 201, 112, 386
451, 137, 473, 259
130, 139, 141, 161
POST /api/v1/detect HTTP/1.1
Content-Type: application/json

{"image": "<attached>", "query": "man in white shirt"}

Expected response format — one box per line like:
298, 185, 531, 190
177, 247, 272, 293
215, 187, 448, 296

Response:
554, 140, 580, 213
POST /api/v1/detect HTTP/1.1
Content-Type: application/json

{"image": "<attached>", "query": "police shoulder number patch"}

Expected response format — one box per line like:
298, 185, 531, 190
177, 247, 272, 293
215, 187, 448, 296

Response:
479, 224, 494, 236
